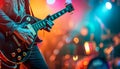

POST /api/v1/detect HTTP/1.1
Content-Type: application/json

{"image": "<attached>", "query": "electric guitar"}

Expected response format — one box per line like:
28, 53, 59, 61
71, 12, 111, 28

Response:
0, 3, 74, 64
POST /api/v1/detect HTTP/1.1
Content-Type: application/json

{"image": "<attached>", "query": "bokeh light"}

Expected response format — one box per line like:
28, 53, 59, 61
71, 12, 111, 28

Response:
80, 27, 88, 36
105, 2, 112, 10
47, 0, 56, 5
73, 37, 79, 44
73, 55, 78, 61
84, 42, 90, 55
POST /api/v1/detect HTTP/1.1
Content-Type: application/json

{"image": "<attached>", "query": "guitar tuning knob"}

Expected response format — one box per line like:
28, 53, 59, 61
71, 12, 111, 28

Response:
11, 52, 16, 57
17, 56, 22, 61
26, 17, 31, 22
17, 48, 21, 53
23, 52, 27, 56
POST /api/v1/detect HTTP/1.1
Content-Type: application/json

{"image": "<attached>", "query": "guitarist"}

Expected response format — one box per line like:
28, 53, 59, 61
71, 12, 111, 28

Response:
0, 0, 54, 69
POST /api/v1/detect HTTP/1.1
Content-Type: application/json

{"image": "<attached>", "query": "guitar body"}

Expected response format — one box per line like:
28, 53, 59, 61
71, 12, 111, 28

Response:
0, 15, 38, 64
0, 3, 74, 64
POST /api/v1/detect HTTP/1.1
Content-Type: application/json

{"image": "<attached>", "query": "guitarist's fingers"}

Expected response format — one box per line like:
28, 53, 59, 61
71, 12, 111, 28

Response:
20, 34, 33, 45
48, 20, 54, 25
27, 37, 33, 44
26, 36, 33, 44
23, 33, 33, 44
46, 20, 54, 28
28, 32, 34, 39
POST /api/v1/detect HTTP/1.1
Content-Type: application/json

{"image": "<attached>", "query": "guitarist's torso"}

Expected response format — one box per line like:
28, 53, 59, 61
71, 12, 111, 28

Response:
0, 0, 27, 22
0, 4, 74, 64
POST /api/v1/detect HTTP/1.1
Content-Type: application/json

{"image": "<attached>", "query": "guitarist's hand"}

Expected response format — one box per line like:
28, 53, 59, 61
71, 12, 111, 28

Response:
44, 19, 54, 32
13, 26, 34, 44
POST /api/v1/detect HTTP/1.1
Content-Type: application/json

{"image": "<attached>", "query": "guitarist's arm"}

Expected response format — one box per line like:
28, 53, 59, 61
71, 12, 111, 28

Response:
0, 9, 34, 44
0, 9, 17, 32
0, 9, 30, 43
0, 9, 54, 44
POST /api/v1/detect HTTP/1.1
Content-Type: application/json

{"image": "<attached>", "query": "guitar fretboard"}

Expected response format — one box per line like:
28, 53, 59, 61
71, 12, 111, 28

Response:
32, 8, 68, 32
49, 8, 68, 21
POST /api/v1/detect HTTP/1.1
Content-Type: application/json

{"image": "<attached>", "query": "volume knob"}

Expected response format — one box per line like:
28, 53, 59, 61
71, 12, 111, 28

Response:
26, 17, 31, 22
11, 52, 16, 57
17, 56, 22, 61
23, 52, 27, 56
17, 48, 21, 53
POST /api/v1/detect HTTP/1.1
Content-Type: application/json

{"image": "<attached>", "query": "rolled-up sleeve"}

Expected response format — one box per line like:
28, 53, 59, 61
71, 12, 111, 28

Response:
0, 9, 17, 32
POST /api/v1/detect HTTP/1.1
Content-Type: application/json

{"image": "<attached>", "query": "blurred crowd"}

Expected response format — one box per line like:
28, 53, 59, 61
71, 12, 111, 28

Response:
53, 32, 120, 69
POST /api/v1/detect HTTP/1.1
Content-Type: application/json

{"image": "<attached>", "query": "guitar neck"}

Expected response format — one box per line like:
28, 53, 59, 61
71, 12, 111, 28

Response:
32, 8, 68, 32
49, 8, 68, 21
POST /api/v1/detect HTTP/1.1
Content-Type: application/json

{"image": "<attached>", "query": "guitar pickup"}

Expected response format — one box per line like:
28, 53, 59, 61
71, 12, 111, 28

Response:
17, 56, 22, 61
23, 52, 27, 57
17, 48, 22, 53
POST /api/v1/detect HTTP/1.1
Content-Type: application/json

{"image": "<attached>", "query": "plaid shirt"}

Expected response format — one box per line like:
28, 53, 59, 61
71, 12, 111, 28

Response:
0, 0, 29, 32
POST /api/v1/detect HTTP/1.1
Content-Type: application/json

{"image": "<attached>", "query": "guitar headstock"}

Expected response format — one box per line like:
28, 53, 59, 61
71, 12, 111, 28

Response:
65, 3, 74, 13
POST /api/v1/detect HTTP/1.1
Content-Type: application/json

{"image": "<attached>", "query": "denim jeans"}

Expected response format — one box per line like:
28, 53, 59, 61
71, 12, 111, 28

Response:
22, 46, 49, 69
0, 32, 48, 69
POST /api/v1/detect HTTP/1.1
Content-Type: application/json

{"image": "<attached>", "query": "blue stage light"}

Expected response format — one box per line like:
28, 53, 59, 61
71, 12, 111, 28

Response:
47, 0, 55, 5
105, 2, 112, 10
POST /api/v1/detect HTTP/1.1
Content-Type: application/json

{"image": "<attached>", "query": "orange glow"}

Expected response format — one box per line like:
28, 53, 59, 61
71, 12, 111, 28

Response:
84, 42, 90, 55
29, 1, 89, 69
30, 0, 50, 19
83, 61, 88, 66
29, 0, 89, 54
30, 0, 74, 53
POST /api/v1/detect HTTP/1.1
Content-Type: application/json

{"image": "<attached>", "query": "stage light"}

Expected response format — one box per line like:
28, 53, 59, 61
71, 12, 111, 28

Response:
53, 49, 59, 55
66, 0, 72, 4
73, 55, 78, 61
66, 38, 71, 43
80, 27, 88, 36
64, 54, 70, 60
49, 54, 56, 62
105, 2, 112, 10
111, 0, 115, 2
47, 0, 55, 5
83, 61, 89, 66
73, 37, 79, 44
84, 42, 90, 55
